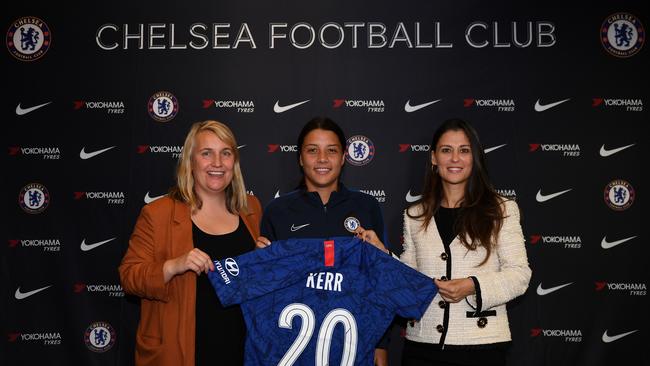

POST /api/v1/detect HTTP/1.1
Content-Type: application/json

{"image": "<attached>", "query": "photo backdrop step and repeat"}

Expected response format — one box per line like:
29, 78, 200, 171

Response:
2, 1, 648, 365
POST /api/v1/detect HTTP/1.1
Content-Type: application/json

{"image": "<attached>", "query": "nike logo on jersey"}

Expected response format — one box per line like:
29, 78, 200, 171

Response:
536, 282, 573, 296
404, 99, 441, 113
601, 236, 637, 249
602, 329, 638, 343
291, 223, 310, 232
273, 100, 310, 113
16, 102, 52, 115
15, 285, 52, 300
599, 144, 635, 157
534, 98, 571, 112
536, 189, 572, 203
80, 237, 116, 251
79, 146, 116, 160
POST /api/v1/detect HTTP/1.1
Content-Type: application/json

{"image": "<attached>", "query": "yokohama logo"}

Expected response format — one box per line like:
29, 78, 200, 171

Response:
595, 281, 646, 291
267, 144, 297, 153
464, 99, 515, 107
531, 328, 582, 337
398, 144, 430, 152
592, 98, 643, 107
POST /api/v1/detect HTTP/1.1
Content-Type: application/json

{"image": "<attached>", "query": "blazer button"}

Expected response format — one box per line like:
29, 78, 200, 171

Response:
436, 324, 444, 333
440, 252, 448, 261
477, 317, 488, 328
440, 276, 448, 281
438, 300, 446, 309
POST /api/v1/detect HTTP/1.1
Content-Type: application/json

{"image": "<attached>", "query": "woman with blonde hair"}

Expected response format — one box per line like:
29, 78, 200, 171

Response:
120, 120, 262, 366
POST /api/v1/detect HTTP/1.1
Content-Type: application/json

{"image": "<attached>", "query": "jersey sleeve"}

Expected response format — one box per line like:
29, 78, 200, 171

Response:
208, 238, 318, 306
368, 246, 438, 320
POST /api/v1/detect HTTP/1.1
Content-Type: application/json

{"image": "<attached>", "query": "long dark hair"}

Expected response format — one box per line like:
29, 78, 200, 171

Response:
296, 117, 346, 188
408, 118, 504, 265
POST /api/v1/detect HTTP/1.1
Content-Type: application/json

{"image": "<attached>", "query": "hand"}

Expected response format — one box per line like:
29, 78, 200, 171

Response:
255, 236, 271, 249
374, 348, 388, 366
163, 248, 214, 283
434, 278, 475, 303
354, 227, 388, 254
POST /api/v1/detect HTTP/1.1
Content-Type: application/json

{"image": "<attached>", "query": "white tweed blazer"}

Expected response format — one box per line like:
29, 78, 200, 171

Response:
400, 199, 531, 346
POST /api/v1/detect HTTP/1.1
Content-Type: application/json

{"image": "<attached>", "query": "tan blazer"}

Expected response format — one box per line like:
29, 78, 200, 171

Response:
119, 195, 262, 366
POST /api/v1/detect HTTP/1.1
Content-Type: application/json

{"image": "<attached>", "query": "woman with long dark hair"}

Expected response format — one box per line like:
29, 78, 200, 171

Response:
400, 118, 531, 366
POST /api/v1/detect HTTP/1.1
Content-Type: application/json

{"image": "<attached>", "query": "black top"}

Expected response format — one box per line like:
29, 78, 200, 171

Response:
193, 217, 253, 366
260, 183, 386, 244
435, 206, 459, 247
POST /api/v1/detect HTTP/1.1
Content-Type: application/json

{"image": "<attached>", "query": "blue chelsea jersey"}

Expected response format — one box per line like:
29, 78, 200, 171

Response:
208, 237, 437, 366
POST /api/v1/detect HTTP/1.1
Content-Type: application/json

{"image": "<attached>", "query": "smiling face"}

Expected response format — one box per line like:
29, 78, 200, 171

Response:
191, 130, 235, 199
431, 129, 474, 189
299, 129, 345, 193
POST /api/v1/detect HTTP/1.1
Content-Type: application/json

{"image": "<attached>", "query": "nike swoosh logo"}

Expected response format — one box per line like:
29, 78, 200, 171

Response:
602, 329, 638, 343
80, 237, 116, 251
404, 99, 441, 113
16, 102, 52, 116
15, 285, 52, 300
536, 282, 573, 296
534, 98, 571, 112
144, 191, 166, 204
599, 143, 635, 157
290, 223, 310, 232
536, 188, 572, 203
237, 144, 246, 149
405, 190, 422, 203
274, 190, 281, 199
601, 235, 637, 249
484, 144, 507, 153
273, 100, 310, 113
80, 146, 116, 160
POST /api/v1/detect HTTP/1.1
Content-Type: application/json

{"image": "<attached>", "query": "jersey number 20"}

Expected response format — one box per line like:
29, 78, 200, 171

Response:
277, 303, 358, 366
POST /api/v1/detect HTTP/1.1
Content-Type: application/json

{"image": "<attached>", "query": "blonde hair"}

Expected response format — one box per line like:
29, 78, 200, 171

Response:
169, 120, 248, 214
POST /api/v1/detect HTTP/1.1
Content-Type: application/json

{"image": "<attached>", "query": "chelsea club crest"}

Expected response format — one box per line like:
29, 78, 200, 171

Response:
6, 16, 51, 61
